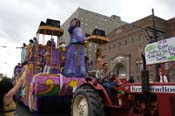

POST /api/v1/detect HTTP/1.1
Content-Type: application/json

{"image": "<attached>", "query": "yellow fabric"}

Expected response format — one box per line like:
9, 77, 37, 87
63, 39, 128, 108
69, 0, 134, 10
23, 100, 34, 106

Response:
4, 100, 16, 116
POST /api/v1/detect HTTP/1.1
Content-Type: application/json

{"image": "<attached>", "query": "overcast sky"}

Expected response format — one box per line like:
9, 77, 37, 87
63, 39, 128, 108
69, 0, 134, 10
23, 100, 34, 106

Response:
0, 0, 174, 77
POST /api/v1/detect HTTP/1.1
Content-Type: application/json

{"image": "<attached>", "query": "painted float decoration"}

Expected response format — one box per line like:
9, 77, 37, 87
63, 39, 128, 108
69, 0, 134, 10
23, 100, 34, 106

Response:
15, 19, 85, 113
27, 74, 84, 111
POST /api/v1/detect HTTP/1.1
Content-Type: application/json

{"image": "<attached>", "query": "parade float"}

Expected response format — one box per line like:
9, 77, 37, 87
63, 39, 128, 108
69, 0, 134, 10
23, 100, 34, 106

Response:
16, 19, 85, 115
15, 18, 175, 116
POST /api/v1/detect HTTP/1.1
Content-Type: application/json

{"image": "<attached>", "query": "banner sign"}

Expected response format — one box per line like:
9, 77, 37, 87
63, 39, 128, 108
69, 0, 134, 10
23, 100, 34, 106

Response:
145, 37, 175, 65
130, 85, 175, 93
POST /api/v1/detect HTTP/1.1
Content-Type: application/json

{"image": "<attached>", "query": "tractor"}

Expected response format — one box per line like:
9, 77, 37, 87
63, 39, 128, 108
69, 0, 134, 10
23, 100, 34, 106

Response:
71, 36, 175, 116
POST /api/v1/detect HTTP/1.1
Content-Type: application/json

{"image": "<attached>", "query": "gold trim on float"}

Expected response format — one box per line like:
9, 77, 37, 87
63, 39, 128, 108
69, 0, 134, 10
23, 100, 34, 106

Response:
37, 26, 64, 36
86, 35, 109, 44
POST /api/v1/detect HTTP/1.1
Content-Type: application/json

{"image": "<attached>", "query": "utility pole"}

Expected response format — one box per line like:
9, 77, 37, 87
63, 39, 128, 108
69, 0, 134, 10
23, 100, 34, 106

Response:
152, 9, 160, 81
146, 9, 166, 81
131, 9, 166, 82
152, 9, 158, 42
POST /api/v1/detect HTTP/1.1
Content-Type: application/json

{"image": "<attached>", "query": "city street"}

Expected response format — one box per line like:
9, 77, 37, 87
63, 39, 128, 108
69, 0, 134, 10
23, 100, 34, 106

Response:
15, 101, 70, 116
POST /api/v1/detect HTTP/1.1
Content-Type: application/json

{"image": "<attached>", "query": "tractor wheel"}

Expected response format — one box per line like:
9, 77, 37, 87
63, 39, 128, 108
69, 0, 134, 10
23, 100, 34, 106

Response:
72, 86, 105, 116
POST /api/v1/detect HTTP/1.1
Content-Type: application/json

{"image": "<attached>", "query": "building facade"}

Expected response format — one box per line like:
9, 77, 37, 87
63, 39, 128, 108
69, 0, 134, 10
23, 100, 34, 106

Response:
60, 7, 127, 45
101, 16, 175, 82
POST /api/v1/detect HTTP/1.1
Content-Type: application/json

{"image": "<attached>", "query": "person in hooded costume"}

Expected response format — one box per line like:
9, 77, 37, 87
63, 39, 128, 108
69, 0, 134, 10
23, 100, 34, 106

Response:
63, 18, 86, 77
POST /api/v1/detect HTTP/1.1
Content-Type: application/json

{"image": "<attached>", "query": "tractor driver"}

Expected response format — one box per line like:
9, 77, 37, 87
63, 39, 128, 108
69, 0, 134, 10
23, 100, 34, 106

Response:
96, 61, 121, 101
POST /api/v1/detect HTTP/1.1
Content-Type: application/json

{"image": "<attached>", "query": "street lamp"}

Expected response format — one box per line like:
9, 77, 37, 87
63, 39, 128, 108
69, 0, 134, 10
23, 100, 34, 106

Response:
136, 59, 143, 70
135, 59, 143, 82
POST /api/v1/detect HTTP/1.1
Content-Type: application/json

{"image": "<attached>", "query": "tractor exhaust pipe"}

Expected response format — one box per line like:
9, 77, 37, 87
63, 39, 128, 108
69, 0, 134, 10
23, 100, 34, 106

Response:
141, 53, 150, 93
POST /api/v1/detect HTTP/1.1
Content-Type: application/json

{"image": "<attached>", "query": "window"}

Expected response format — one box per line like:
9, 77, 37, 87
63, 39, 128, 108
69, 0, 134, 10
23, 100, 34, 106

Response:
132, 37, 134, 41
108, 45, 111, 50
118, 42, 121, 47
139, 35, 142, 41
125, 40, 127, 45
95, 44, 97, 48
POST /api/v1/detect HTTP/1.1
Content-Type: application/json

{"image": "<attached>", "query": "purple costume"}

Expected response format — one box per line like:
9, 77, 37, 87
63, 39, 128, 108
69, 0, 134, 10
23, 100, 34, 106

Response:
14, 63, 22, 76
63, 18, 86, 77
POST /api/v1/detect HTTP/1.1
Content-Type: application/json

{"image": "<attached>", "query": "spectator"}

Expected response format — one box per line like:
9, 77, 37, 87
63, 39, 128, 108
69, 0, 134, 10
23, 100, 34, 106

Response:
0, 66, 27, 116
13, 63, 22, 77
159, 69, 168, 83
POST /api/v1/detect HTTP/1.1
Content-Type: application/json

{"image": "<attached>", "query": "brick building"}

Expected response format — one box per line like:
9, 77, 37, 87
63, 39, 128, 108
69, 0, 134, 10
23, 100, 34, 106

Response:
60, 7, 126, 45
99, 15, 175, 82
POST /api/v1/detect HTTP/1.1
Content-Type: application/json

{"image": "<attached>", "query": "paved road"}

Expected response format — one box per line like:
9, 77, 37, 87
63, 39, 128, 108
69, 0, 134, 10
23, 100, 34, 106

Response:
15, 101, 70, 116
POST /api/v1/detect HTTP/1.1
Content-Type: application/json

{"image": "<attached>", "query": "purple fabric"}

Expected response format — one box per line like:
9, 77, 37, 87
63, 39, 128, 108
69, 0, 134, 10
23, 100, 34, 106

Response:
29, 45, 35, 63
63, 27, 86, 77
51, 50, 59, 65
51, 39, 56, 49
33, 74, 84, 96
38, 47, 46, 72
14, 65, 22, 75
59, 48, 66, 63
38, 47, 46, 64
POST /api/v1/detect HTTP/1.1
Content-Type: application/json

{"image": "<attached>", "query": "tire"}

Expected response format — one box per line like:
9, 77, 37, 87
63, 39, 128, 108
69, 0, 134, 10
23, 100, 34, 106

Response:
71, 86, 105, 116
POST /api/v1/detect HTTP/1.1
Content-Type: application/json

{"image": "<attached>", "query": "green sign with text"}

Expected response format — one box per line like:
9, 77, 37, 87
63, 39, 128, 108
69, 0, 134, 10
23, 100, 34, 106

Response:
145, 37, 175, 65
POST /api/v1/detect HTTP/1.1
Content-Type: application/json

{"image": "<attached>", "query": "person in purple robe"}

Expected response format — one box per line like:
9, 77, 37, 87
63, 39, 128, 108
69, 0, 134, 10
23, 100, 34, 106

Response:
63, 18, 86, 77
50, 38, 56, 49
13, 63, 22, 77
